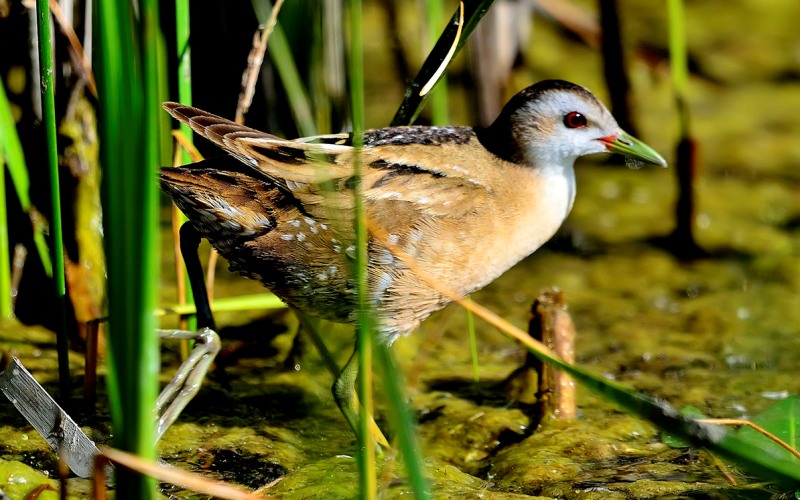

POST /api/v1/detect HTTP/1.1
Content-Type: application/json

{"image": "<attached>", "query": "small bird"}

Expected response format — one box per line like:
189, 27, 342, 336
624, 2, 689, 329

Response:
161, 79, 666, 440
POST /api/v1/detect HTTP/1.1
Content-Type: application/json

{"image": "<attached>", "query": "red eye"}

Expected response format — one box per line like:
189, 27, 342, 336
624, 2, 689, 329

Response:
564, 111, 587, 129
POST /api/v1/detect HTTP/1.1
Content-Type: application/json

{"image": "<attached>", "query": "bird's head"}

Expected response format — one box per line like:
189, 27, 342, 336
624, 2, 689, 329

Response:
485, 80, 667, 170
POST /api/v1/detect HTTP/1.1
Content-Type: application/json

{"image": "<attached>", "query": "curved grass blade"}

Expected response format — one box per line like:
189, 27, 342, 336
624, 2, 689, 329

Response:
392, 0, 496, 126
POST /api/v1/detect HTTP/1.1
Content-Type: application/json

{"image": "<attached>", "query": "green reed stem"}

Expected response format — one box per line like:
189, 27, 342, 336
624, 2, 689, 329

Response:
174, 0, 196, 332
375, 342, 431, 498
35, 0, 70, 401
426, 0, 449, 125
667, 0, 689, 134
0, 136, 9, 318
466, 298, 479, 383
269, 23, 317, 136
348, 1, 376, 497
95, 0, 162, 495
175, 0, 193, 162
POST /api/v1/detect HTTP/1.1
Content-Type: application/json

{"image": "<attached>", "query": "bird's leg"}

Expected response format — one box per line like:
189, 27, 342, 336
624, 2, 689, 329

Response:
296, 314, 389, 448
179, 223, 216, 331
150, 223, 222, 442
332, 340, 390, 450
154, 327, 220, 441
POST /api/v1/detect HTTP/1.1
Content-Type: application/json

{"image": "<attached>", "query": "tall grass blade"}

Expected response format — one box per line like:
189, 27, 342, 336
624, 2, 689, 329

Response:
34, 0, 70, 401
175, 0, 192, 157
347, 1, 377, 496
374, 343, 431, 498
0, 132, 9, 317
94, 0, 163, 495
667, 0, 688, 109
426, 0, 449, 126
173, 0, 195, 332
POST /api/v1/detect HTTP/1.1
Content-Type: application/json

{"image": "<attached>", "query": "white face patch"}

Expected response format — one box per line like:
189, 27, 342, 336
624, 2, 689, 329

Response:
518, 89, 617, 168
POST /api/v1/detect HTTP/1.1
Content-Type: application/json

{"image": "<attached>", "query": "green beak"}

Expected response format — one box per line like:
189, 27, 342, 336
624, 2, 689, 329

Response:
599, 130, 667, 167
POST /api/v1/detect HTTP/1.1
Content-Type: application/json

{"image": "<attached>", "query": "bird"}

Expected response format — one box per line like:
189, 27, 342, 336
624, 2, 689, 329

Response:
160, 79, 666, 443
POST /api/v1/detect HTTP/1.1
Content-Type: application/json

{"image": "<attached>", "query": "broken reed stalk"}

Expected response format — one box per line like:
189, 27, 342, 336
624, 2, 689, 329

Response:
529, 290, 576, 421
83, 319, 101, 407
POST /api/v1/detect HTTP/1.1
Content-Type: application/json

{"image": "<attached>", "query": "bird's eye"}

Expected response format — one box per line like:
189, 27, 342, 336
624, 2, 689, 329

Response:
563, 111, 587, 129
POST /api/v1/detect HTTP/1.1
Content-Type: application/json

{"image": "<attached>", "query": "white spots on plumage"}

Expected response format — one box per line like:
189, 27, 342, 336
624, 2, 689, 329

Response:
296, 232, 307, 242
373, 248, 394, 265
316, 265, 340, 283
303, 217, 320, 234
372, 271, 394, 303
281, 233, 294, 241
345, 245, 356, 259
331, 238, 342, 253
320, 223, 329, 230
287, 219, 301, 227
387, 234, 399, 245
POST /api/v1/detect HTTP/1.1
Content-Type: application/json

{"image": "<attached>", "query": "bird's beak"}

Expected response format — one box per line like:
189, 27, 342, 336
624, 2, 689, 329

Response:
598, 131, 667, 167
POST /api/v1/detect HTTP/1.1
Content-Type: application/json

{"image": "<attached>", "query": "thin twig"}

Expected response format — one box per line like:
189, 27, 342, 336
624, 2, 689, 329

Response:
696, 419, 800, 460
235, 0, 285, 124
709, 452, 738, 485
171, 130, 204, 163
47, 0, 97, 96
